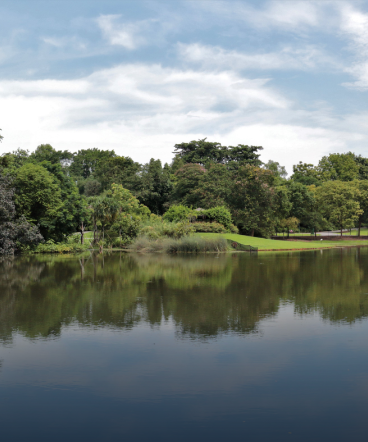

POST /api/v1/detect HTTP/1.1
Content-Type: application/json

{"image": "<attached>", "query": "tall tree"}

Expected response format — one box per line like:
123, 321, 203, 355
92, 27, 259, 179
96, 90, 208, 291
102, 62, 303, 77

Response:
14, 164, 63, 239
94, 156, 141, 192
138, 159, 172, 214
264, 160, 287, 180
29, 144, 73, 166
0, 170, 43, 254
287, 181, 316, 230
318, 153, 359, 182
171, 163, 206, 207
69, 148, 115, 179
315, 181, 362, 236
357, 181, 368, 236
190, 163, 232, 209
291, 162, 320, 186
173, 139, 263, 168
353, 154, 368, 180
229, 165, 277, 237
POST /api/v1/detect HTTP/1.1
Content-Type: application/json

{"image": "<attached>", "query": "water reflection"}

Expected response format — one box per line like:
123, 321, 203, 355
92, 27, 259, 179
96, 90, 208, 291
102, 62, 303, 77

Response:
1, 248, 368, 343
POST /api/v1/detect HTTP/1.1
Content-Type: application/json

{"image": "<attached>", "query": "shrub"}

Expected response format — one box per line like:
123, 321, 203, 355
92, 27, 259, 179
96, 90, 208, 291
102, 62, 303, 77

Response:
163, 205, 192, 222
111, 214, 141, 243
140, 225, 161, 240
229, 224, 239, 234
33, 239, 90, 254
139, 221, 194, 240
191, 222, 227, 233
163, 221, 195, 239
205, 206, 232, 229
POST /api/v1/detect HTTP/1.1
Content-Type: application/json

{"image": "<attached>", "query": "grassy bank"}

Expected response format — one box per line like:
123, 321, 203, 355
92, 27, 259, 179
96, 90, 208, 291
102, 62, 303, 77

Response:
195, 233, 368, 251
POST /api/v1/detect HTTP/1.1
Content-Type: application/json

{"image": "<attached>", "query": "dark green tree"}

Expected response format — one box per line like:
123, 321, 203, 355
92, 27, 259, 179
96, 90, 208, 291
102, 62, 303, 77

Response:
173, 138, 263, 169
229, 165, 277, 237
171, 163, 206, 207
0, 170, 43, 254
29, 144, 73, 166
357, 181, 368, 236
69, 148, 116, 179
353, 154, 368, 180
15, 163, 63, 239
287, 181, 316, 230
94, 156, 141, 192
138, 159, 172, 214
291, 162, 320, 186
190, 163, 232, 209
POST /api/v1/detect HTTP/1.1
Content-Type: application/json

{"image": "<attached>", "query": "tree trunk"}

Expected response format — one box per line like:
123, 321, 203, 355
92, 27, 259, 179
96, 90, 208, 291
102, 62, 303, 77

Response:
251, 228, 254, 237
80, 222, 84, 245
359, 219, 362, 237
341, 226, 343, 237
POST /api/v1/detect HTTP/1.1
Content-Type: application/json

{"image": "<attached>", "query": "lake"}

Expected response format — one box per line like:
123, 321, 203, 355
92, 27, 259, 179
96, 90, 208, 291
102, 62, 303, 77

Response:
1, 249, 368, 441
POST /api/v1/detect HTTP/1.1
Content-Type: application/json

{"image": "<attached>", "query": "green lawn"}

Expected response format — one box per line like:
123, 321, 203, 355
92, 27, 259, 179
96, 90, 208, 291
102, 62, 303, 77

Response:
194, 233, 368, 251
342, 228, 368, 236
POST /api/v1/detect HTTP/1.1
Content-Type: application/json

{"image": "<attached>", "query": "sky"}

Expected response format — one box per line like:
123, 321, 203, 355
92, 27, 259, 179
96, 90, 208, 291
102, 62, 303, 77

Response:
1, 0, 368, 174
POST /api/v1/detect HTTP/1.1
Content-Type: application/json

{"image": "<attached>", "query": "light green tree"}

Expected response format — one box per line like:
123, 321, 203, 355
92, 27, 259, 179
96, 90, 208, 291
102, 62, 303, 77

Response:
356, 181, 368, 236
318, 153, 359, 182
15, 163, 63, 239
315, 181, 362, 236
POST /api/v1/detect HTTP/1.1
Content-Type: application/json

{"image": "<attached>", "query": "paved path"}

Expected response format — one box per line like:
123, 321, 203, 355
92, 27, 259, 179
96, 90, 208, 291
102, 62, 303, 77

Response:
317, 229, 357, 236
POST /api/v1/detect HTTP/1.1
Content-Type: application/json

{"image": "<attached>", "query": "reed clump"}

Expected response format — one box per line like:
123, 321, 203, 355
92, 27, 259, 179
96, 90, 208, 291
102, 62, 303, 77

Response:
130, 236, 228, 254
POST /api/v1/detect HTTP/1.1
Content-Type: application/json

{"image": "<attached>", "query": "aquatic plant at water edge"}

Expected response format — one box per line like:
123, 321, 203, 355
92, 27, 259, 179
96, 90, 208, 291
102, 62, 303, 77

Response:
130, 236, 228, 253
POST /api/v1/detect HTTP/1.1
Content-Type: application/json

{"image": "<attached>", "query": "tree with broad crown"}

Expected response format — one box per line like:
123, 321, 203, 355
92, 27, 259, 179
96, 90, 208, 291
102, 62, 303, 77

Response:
318, 153, 359, 182
14, 163, 63, 239
171, 163, 206, 207
229, 165, 277, 237
315, 181, 362, 236
0, 170, 43, 254
173, 138, 263, 168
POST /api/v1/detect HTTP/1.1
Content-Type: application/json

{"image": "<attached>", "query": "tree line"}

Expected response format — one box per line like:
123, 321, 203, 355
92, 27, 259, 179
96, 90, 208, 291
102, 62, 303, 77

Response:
1, 134, 368, 253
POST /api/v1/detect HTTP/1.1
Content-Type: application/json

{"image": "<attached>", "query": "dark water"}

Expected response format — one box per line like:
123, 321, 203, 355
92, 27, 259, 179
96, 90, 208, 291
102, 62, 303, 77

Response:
1, 249, 368, 442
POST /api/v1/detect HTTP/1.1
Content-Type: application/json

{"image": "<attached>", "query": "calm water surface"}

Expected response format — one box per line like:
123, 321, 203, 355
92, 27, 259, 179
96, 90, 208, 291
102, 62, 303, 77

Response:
1, 249, 368, 441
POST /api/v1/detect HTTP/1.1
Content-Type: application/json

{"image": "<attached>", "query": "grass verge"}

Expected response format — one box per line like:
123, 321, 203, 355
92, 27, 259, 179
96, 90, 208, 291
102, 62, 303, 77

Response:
194, 233, 368, 251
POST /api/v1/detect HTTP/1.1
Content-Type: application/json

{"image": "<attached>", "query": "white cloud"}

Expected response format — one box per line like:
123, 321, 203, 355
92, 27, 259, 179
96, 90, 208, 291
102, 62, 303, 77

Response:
42, 37, 64, 48
244, 1, 320, 30
339, 4, 368, 89
1, 60, 367, 173
178, 43, 336, 72
194, 0, 323, 32
97, 14, 149, 50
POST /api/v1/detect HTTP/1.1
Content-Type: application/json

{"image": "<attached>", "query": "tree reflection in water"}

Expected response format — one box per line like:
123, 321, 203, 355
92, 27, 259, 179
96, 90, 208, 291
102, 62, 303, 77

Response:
1, 248, 368, 343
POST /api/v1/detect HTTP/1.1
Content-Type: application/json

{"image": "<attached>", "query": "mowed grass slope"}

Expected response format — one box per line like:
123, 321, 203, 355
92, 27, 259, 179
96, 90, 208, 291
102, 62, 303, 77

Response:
194, 233, 368, 251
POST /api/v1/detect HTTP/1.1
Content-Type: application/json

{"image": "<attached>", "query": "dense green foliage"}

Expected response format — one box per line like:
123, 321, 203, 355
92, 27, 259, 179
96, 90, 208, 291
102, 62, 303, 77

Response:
0, 171, 43, 254
2, 133, 368, 253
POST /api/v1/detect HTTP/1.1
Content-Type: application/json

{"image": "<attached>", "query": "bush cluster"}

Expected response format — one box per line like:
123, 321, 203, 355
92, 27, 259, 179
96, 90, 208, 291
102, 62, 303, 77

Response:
191, 222, 227, 233
140, 221, 195, 239
32, 240, 90, 253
